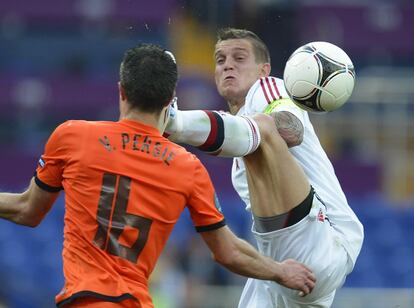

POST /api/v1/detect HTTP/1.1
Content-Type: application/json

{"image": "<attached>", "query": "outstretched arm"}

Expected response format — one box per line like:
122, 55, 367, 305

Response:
0, 178, 59, 227
200, 225, 316, 296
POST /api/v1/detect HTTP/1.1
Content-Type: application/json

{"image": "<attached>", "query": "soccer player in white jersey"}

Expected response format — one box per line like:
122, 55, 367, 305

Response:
166, 28, 364, 307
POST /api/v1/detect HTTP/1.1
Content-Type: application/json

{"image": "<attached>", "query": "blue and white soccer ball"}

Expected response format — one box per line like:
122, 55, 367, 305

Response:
283, 41, 355, 113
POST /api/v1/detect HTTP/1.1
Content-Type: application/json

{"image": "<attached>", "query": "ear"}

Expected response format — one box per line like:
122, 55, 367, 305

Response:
260, 63, 271, 77
118, 82, 127, 101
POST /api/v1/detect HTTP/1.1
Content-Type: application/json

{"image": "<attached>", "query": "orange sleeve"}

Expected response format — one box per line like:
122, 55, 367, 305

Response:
187, 158, 226, 232
35, 121, 75, 192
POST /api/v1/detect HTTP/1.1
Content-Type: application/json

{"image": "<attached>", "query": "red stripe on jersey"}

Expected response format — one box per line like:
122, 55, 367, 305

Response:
265, 77, 277, 101
259, 78, 272, 104
271, 77, 281, 98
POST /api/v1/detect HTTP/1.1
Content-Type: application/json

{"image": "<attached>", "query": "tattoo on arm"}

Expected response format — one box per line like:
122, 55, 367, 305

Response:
270, 111, 304, 147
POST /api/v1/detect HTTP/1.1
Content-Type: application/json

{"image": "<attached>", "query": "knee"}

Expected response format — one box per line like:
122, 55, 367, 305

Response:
252, 113, 284, 145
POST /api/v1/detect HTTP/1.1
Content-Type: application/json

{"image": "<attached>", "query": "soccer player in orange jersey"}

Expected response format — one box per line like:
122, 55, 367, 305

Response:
0, 44, 316, 307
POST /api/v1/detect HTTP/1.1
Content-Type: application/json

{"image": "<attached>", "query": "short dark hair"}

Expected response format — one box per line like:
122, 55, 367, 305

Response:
217, 28, 270, 64
120, 44, 177, 113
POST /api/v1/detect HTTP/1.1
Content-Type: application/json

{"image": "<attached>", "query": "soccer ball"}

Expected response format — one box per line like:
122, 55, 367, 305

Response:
283, 41, 355, 112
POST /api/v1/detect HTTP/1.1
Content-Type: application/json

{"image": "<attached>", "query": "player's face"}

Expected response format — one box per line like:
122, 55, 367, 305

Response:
215, 39, 267, 105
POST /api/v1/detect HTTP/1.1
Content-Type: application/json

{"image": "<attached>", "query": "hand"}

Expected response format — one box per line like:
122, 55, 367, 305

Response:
164, 97, 180, 137
277, 259, 316, 296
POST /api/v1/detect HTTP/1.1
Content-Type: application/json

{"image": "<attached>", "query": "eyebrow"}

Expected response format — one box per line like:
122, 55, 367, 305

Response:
214, 47, 249, 59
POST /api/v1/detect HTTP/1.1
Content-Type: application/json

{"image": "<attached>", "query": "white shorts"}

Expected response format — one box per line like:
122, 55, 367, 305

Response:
238, 194, 352, 308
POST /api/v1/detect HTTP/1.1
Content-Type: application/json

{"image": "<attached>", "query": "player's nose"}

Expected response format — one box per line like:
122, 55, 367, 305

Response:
223, 59, 235, 71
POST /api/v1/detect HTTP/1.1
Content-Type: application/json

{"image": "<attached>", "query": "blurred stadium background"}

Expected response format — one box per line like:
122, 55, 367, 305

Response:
0, 0, 413, 307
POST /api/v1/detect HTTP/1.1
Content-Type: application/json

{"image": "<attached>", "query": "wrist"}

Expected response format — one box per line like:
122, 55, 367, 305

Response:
271, 260, 284, 283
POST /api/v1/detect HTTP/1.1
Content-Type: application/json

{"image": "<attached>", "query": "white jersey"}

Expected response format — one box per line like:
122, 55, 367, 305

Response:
231, 76, 364, 267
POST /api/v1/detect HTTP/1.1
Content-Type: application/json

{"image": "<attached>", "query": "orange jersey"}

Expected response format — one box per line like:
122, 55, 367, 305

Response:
35, 119, 225, 307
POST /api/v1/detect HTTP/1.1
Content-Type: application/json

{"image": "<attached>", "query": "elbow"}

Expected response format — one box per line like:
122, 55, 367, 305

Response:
15, 210, 43, 228
25, 218, 42, 228
4, 185, 49, 228
14, 216, 41, 228
213, 250, 238, 268
21, 213, 43, 227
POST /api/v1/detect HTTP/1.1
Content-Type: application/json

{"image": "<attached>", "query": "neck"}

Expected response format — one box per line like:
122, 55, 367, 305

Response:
120, 108, 162, 132
227, 98, 245, 115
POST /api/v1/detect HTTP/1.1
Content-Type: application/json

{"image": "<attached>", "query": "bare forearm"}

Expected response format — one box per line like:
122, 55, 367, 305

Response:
218, 237, 282, 282
0, 192, 28, 225
203, 226, 315, 294
0, 178, 57, 227
219, 237, 317, 295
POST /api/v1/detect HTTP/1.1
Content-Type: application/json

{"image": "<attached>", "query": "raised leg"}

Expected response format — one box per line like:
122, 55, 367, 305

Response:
243, 113, 310, 218
167, 110, 311, 218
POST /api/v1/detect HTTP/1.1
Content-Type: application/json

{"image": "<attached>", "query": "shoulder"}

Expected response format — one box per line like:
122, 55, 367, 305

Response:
245, 76, 291, 114
49, 120, 114, 150
249, 76, 285, 102
55, 120, 115, 135
168, 141, 207, 171
54, 119, 89, 132
62, 119, 114, 128
162, 143, 212, 190
167, 141, 200, 163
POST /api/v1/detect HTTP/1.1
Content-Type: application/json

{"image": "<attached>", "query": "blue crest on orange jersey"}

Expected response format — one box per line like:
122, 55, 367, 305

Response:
214, 192, 222, 213
38, 157, 45, 168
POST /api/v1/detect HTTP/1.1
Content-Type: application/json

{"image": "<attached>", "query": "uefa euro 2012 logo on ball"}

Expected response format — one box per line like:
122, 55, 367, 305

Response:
283, 41, 355, 113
